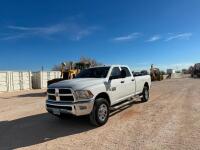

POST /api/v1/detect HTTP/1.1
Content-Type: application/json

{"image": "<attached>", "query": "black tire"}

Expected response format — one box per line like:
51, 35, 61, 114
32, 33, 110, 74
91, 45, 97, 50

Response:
89, 98, 110, 126
141, 86, 149, 102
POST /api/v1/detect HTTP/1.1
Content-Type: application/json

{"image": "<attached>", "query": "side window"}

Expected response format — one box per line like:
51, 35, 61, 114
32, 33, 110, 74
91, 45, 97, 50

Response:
121, 67, 131, 77
110, 67, 121, 79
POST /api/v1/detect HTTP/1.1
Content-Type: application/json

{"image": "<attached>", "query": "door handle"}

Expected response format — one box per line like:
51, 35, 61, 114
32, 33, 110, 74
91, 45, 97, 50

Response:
121, 81, 125, 83
131, 79, 135, 81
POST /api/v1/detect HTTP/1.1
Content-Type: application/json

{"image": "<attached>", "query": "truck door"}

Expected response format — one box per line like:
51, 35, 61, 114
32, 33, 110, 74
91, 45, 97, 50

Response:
120, 67, 136, 97
107, 67, 124, 103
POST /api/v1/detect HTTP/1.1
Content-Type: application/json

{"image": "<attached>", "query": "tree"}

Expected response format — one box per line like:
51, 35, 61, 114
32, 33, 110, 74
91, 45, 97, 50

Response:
52, 57, 102, 71
52, 64, 61, 71
52, 61, 73, 71
79, 56, 102, 67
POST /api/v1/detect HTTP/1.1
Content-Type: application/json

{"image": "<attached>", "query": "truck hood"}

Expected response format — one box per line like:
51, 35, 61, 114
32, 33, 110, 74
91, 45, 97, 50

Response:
48, 78, 106, 90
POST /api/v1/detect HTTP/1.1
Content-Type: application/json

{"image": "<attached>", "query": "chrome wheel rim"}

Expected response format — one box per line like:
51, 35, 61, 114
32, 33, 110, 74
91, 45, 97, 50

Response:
98, 104, 108, 122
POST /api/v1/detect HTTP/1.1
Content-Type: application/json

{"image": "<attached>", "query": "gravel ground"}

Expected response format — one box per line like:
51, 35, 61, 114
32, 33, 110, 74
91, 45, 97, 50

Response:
0, 78, 200, 150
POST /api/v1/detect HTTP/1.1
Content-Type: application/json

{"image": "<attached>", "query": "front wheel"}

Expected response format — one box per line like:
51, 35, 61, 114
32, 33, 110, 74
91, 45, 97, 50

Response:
141, 86, 149, 102
89, 98, 110, 126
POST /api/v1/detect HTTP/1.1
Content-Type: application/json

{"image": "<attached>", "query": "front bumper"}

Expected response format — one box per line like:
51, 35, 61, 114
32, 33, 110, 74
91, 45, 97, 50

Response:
46, 99, 94, 116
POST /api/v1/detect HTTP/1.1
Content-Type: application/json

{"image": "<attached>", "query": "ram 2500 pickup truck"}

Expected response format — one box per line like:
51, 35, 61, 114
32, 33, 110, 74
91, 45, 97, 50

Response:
46, 65, 151, 126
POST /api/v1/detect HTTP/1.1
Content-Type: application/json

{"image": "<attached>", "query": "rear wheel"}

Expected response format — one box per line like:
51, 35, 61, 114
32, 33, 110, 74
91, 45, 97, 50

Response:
89, 98, 109, 126
141, 86, 149, 102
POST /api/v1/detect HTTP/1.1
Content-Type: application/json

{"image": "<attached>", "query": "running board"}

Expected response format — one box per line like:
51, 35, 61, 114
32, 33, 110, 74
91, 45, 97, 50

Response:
110, 95, 142, 111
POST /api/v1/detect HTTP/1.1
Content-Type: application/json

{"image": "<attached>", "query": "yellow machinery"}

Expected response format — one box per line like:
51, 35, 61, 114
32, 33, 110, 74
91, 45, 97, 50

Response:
48, 62, 89, 86
61, 62, 91, 79
150, 64, 163, 81
60, 62, 80, 79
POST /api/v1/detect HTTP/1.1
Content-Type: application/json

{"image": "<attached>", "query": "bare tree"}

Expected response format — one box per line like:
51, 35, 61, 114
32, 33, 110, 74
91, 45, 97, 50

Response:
80, 56, 102, 67
52, 64, 61, 71
52, 57, 102, 71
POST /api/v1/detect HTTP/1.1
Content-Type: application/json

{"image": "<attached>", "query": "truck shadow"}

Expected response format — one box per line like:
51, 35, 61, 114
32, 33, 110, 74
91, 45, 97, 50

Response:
17, 92, 47, 97
0, 99, 144, 149
0, 113, 95, 149
110, 100, 144, 117
0, 92, 46, 99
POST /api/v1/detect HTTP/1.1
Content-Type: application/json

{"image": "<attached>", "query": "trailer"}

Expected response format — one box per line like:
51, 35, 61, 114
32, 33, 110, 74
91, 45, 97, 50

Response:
32, 71, 61, 89
0, 71, 32, 92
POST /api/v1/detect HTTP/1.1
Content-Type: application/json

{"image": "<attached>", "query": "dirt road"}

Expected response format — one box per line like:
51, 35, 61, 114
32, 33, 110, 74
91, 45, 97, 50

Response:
0, 78, 200, 150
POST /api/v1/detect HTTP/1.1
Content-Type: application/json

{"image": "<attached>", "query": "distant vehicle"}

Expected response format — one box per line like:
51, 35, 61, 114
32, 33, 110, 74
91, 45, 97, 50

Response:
167, 69, 175, 74
132, 70, 148, 77
191, 63, 200, 78
133, 71, 142, 77
141, 70, 148, 75
46, 65, 151, 126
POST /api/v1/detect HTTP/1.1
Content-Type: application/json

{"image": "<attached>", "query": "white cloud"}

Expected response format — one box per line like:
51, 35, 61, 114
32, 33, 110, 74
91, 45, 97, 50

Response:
72, 26, 99, 41
112, 32, 141, 42
1, 34, 27, 40
1, 23, 99, 41
165, 33, 192, 41
146, 35, 161, 42
7, 24, 66, 36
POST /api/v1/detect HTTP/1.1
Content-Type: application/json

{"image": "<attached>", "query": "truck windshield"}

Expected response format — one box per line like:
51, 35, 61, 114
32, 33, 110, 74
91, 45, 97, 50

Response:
76, 67, 110, 78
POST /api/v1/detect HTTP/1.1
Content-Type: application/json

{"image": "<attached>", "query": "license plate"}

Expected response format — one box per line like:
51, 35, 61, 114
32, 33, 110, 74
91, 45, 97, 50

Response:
52, 109, 60, 115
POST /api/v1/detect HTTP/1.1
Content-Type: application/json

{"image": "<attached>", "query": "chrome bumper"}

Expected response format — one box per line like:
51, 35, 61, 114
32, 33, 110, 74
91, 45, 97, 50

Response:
46, 99, 94, 116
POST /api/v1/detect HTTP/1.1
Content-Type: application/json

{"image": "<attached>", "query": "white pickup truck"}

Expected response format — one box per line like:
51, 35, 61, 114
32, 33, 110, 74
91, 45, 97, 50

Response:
46, 65, 151, 126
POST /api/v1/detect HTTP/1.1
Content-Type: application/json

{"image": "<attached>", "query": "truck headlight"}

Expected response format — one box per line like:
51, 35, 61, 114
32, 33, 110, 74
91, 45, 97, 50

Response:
75, 90, 94, 100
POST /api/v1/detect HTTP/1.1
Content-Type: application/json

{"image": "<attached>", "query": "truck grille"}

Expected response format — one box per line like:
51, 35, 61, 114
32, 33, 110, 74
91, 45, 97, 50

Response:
47, 88, 74, 102
59, 89, 71, 94
60, 96, 74, 102
48, 95, 56, 100
47, 89, 55, 94
47, 89, 72, 94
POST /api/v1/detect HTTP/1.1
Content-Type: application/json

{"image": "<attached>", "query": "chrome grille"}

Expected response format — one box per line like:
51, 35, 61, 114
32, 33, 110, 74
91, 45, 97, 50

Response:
59, 89, 71, 94
47, 89, 55, 94
60, 96, 74, 102
48, 95, 56, 100
47, 88, 74, 102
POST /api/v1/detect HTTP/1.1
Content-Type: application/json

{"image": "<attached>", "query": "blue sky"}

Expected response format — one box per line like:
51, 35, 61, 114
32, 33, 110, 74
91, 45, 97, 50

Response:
0, 0, 200, 71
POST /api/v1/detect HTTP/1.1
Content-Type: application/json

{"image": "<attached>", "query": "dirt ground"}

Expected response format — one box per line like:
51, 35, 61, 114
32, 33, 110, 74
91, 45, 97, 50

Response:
0, 78, 200, 150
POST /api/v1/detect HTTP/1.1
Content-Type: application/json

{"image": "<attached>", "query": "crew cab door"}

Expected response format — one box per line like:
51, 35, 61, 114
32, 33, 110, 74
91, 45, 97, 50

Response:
107, 67, 124, 103
120, 67, 136, 97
